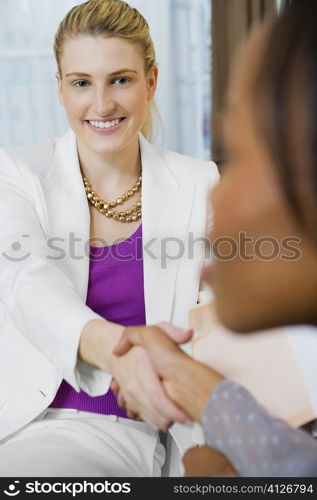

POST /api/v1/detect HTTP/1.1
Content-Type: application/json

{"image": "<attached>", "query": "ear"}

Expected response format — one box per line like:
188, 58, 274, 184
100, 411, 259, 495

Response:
56, 72, 64, 106
147, 65, 158, 101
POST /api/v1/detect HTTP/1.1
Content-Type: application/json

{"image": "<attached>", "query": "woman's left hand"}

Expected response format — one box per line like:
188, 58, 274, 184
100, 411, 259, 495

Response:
183, 446, 237, 477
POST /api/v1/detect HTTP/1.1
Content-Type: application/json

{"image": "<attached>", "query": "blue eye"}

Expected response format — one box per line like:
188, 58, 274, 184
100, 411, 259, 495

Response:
74, 80, 89, 88
113, 77, 130, 85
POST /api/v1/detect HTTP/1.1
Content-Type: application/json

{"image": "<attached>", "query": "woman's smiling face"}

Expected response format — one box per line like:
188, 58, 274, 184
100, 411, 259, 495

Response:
56, 35, 157, 157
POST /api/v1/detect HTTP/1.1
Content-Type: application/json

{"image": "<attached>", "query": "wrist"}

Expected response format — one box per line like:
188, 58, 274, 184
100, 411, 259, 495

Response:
78, 319, 125, 373
167, 356, 224, 421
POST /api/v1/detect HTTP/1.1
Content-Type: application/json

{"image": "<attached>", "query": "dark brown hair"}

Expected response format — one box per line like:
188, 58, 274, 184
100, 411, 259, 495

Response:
253, 0, 317, 240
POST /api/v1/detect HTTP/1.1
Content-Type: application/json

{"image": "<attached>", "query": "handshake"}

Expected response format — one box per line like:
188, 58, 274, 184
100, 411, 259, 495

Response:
110, 323, 196, 428
109, 323, 235, 477
111, 323, 223, 431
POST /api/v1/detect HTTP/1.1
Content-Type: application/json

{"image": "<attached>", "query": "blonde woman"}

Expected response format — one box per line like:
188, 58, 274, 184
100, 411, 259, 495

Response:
113, 0, 317, 477
0, 0, 218, 476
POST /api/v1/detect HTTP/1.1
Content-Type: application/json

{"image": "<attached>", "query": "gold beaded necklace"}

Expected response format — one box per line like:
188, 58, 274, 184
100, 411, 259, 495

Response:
82, 172, 142, 223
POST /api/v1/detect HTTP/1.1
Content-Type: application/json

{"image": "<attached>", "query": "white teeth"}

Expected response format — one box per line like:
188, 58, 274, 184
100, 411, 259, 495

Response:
89, 118, 121, 128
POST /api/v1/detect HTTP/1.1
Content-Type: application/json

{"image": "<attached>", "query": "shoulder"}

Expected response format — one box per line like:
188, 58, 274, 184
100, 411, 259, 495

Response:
155, 143, 219, 187
0, 136, 59, 178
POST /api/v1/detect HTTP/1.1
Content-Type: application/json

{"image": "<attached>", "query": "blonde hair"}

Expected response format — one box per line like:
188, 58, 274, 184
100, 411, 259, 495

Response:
53, 0, 158, 140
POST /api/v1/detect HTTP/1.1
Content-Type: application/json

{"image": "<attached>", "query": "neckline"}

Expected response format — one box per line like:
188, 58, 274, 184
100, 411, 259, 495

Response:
89, 223, 142, 250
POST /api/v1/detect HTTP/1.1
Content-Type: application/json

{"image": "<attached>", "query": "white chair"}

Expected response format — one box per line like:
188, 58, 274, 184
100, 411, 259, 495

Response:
161, 422, 206, 476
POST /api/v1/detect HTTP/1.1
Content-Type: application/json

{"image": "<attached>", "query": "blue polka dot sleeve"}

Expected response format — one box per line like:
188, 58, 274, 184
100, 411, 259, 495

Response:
201, 380, 317, 476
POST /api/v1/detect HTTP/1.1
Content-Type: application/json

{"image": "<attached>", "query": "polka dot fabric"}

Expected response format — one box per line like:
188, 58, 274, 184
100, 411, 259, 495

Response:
201, 380, 317, 476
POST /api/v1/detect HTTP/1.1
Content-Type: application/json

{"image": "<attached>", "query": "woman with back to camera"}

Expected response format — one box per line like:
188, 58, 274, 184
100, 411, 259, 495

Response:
113, 0, 317, 477
0, 0, 218, 476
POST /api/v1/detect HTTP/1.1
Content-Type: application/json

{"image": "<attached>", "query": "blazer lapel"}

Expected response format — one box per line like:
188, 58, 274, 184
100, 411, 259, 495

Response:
39, 130, 195, 323
39, 130, 90, 301
140, 134, 195, 325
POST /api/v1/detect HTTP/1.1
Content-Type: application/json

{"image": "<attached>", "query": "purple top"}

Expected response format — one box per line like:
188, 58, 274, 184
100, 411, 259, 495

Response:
49, 224, 145, 418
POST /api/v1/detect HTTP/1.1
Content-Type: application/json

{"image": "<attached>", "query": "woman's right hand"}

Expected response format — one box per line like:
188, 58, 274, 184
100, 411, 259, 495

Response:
108, 325, 193, 430
112, 324, 224, 422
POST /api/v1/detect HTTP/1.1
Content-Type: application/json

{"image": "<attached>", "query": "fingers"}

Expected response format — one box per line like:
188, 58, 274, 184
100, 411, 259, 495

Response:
158, 395, 192, 428
120, 360, 190, 429
113, 329, 145, 356
113, 376, 189, 428
157, 322, 194, 344
117, 391, 140, 420
117, 390, 139, 420
135, 365, 191, 430
112, 336, 133, 356
111, 343, 191, 431
127, 410, 140, 420
110, 379, 120, 394
117, 390, 126, 409
113, 324, 193, 358
134, 328, 183, 374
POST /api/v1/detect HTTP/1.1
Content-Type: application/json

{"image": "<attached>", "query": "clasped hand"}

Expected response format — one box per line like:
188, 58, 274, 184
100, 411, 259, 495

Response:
109, 323, 193, 430
109, 323, 237, 477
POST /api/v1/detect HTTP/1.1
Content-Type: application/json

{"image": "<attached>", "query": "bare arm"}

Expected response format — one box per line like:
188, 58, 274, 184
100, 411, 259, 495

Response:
78, 318, 124, 373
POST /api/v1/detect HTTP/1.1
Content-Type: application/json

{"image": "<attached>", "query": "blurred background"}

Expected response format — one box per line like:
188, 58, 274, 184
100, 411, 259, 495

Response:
0, 0, 286, 159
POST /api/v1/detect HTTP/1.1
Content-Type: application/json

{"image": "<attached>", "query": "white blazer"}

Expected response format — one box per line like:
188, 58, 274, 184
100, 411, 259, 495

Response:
0, 130, 219, 443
